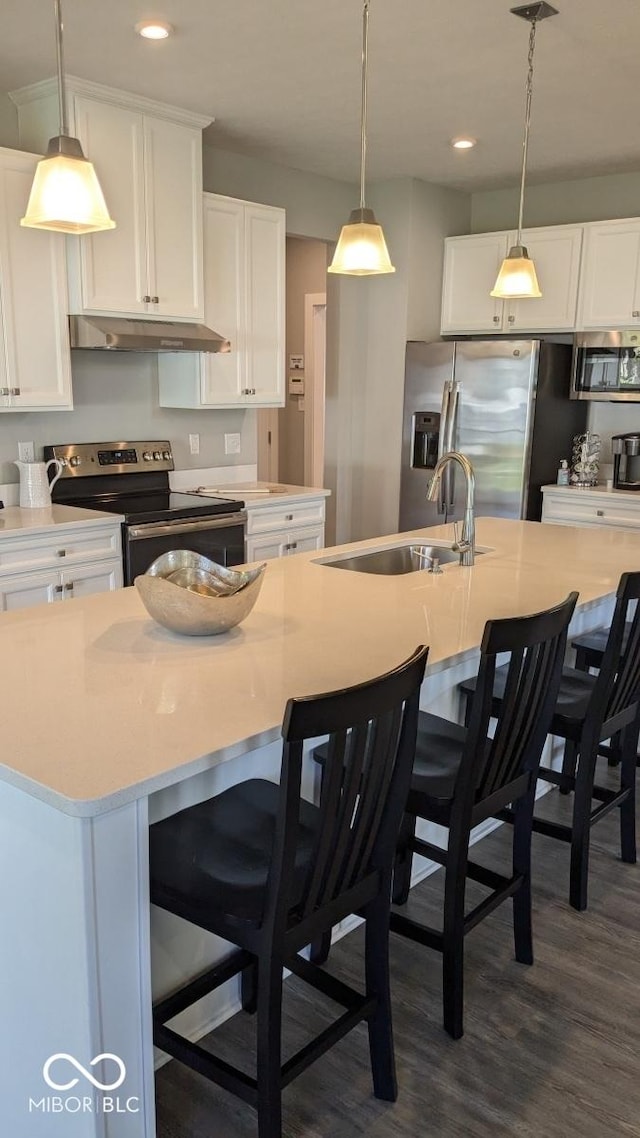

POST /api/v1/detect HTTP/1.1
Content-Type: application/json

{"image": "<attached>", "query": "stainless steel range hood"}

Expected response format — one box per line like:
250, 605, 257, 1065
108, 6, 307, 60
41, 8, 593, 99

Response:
69, 315, 231, 353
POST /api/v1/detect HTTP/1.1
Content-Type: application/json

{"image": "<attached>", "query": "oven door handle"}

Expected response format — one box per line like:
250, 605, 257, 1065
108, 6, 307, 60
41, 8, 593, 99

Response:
127, 512, 246, 540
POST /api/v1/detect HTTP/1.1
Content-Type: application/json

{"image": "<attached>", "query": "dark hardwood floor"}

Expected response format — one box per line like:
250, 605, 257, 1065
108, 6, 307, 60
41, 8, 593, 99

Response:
155, 767, 640, 1137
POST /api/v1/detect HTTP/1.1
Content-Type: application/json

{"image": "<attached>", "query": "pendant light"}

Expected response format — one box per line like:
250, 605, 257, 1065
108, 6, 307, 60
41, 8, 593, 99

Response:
21, 0, 115, 234
491, 3, 557, 300
328, 0, 394, 276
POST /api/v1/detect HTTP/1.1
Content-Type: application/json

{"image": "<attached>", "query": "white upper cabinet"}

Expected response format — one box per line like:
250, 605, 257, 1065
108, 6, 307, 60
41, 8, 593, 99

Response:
577, 220, 640, 329
158, 193, 285, 409
0, 148, 72, 412
441, 232, 508, 333
441, 225, 582, 335
11, 78, 209, 322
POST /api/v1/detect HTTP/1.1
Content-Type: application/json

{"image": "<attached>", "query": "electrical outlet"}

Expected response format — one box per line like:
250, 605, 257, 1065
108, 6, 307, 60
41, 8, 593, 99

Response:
224, 433, 241, 455
189, 433, 200, 456
18, 441, 35, 462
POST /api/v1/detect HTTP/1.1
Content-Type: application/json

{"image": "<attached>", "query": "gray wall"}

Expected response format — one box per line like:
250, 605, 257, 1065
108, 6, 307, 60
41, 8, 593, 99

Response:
0, 352, 255, 484
0, 95, 18, 149
280, 237, 328, 486
471, 170, 640, 233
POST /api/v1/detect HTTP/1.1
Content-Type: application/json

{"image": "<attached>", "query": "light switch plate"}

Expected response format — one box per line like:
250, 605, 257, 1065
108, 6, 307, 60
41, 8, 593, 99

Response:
225, 433, 241, 455
18, 441, 35, 462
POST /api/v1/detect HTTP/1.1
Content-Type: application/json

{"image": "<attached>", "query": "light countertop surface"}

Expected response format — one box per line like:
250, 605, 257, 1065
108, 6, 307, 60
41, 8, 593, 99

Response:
1, 516, 638, 817
0, 503, 124, 536
541, 483, 640, 500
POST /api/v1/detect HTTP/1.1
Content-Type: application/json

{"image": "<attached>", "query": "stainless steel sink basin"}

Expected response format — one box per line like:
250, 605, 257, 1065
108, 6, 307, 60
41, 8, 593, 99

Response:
319, 543, 486, 576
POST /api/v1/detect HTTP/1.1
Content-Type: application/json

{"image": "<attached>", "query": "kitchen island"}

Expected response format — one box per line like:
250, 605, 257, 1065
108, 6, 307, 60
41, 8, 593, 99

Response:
1, 517, 638, 1137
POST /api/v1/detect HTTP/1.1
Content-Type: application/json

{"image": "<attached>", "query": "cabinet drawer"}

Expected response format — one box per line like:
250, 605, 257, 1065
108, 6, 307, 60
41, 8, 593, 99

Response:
245, 499, 326, 536
542, 495, 640, 529
0, 524, 122, 574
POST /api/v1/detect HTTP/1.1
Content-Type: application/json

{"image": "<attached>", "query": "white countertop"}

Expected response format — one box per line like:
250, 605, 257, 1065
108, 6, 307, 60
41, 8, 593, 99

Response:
0, 503, 124, 536
0, 516, 638, 817
541, 483, 640, 501
185, 481, 331, 507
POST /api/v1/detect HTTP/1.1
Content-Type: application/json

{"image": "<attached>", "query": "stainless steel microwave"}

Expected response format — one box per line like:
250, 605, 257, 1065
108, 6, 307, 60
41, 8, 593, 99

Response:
572, 330, 640, 401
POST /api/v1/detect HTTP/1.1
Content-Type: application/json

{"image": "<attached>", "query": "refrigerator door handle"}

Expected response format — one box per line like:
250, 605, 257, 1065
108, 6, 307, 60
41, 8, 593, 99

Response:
437, 380, 452, 514
445, 382, 460, 508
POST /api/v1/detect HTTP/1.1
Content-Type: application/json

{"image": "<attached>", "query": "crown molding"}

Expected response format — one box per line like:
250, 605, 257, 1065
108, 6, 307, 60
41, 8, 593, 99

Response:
9, 75, 213, 130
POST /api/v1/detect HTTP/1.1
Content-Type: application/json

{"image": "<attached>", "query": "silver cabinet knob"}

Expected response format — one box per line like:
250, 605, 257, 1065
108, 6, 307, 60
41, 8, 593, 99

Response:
56, 549, 67, 558
0, 387, 9, 396
64, 581, 74, 592
633, 310, 640, 318
508, 315, 515, 324
285, 514, 293, 521
596, 509, 604, 517
54, 583, 63, 594
151, 296, 159, 304
142, 295, 151, 303
493, 315, 500, 324
10, 387, 20, 395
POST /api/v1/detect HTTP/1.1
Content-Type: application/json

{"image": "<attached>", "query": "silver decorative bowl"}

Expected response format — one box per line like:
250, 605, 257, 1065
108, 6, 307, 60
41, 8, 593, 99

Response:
135, 552, 266, 636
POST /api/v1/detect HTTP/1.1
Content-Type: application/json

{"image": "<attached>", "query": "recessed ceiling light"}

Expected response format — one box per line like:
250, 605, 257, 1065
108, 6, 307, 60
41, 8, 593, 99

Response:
451, 137, 477, 150
135, 20, 173, 40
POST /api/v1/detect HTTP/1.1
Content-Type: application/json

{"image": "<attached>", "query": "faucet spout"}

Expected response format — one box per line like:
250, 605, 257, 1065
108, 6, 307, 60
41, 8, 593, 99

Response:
427, 451, 476, 566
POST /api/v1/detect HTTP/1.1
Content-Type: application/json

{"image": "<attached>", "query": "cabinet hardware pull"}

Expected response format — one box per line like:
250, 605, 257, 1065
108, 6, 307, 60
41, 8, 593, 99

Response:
596, 510, 604, 517
290, 541, 297, 549
633, 311, 640, 318
10, 387, 20, 396
142, 295, 151, 303
285, 514, 293, 521
64, 581, 74, 592
508, 315, 515, 324
152, 296, 159, 304
56, 549, 66, 557
0, 387, 9, 396
493, 316, 500, 324
54, 584, 64, 594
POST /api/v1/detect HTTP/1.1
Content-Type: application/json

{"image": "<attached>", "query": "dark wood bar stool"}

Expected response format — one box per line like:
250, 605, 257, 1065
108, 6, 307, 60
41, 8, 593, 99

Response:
389, 592, 577, 1040
459, 571, 640, 912
571, 620, 638, 770
149, 645, 428, 1138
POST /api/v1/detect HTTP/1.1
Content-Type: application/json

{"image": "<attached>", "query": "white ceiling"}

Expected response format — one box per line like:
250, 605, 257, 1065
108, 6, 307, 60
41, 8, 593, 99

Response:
2, 0, 639, 193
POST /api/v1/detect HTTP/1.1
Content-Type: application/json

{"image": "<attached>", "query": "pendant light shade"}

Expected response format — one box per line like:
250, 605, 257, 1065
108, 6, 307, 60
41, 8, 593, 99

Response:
21, 0, 115, 234
491, 3, 557, 300
490, 244, 541, 298
328, 1, 394, 277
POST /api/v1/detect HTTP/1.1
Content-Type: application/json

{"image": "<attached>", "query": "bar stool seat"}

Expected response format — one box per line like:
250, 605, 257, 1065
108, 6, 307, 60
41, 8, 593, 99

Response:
150, 780, 320, 926
459, 666, 596, 740
572, 623, 631, 672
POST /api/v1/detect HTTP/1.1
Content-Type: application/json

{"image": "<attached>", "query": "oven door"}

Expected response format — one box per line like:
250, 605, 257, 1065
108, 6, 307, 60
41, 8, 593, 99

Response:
124, 512, 246, 585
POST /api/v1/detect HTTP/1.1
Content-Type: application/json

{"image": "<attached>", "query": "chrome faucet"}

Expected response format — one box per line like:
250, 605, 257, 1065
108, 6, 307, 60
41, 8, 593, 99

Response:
426, 451, 476, 566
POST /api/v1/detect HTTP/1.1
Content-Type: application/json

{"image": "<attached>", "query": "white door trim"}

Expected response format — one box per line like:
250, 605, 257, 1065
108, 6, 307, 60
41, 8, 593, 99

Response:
303, 292, 326, 488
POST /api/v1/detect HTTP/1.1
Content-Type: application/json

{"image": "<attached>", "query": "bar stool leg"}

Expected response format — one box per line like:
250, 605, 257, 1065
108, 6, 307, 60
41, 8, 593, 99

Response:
442, 837, 469, 1040
569, 743, 598, 911
256, 954, 284, 1138
559, 738, 578, 795
392, 812, 417, 905
365, 885, 398, 1102
620, 722, 638, 865
241, 960, 258, 1014
512, 791, 535, 966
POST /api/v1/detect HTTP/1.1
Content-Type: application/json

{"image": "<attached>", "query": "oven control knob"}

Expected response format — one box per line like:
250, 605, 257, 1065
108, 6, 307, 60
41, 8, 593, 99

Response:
69, 455, 81, 467
161, 450, 171, 461
142, 451, 153, 461
152, 451, 161, 460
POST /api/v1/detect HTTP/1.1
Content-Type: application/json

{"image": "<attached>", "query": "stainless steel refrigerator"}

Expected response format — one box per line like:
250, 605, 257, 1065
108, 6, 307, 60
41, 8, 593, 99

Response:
399, 339, 588, 531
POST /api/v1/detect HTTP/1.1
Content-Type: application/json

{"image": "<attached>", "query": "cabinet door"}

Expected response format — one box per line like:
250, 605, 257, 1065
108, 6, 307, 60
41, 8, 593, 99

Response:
244, 204, 285, 405
144, 117, 204, 321
578, 220, 640, 329
62, 561, 123, 599
246, 533, 287, 562
0, 152, 72, 410
71, 97, 148, 316
200, 196, 245, 405
0, 571, 59, 611
508, 226, 583, 332
440, 233, 509, 334
286, 525, 325, 554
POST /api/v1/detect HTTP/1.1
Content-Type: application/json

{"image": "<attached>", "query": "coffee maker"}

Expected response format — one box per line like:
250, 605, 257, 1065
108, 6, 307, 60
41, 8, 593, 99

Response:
612, 432, 640, 490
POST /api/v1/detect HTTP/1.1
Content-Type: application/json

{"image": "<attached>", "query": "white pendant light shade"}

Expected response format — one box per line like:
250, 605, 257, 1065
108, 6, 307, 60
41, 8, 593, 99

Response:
490, 244, 541, 299
21, 138, 115, 234
328, 208, 395, 276
328, 1, 394, 277
21, 0, 115, 235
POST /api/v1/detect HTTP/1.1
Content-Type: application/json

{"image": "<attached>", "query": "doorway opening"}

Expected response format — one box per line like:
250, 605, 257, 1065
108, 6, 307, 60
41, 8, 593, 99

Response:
257, 236, 328, 486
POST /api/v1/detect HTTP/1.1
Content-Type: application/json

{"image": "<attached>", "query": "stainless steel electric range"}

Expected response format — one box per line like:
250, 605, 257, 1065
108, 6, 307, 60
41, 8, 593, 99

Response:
44, 440, 246, 585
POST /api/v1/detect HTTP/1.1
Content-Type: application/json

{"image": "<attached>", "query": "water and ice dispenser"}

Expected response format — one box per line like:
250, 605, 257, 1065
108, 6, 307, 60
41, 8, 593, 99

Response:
411, 411, 440, 470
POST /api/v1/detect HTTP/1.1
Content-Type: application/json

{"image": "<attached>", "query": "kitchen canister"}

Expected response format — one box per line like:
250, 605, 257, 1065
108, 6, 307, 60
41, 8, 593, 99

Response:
570, 431, 601, 488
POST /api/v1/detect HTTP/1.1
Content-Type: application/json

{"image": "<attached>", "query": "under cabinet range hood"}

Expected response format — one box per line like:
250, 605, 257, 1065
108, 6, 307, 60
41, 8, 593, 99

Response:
69, 315, 231, 353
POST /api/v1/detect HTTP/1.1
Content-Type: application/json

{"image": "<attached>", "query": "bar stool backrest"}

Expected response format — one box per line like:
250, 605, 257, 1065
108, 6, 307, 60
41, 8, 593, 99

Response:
267, 645, 428, 939
594, 572, 640, 732
464, 592, 578, 807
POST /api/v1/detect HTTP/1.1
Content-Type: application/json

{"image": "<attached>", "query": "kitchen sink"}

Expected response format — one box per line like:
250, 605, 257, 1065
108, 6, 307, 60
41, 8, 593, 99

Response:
317, 542, 486, 576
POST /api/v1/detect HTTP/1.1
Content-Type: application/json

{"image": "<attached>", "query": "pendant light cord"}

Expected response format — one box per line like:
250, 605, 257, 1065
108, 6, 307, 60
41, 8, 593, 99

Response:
516, 17, 537, 244
359, 0, 370, 211
54, 0, 69, 137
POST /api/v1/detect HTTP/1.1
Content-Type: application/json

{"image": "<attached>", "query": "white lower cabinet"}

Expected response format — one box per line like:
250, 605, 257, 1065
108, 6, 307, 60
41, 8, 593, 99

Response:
541, 487, 640, 531
245, 498, 326, 562
0, 520, 123, 612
